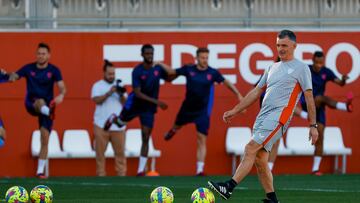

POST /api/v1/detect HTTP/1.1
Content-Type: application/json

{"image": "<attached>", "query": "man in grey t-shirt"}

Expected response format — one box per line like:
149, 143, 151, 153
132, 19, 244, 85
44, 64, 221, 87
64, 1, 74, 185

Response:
208, 30, 319, 203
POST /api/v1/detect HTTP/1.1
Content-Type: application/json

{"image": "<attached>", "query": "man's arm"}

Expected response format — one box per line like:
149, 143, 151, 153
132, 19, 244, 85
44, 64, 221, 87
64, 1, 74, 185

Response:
303, 89, 319, 145
8, 72, 20, 82
333, 75, 348, 86
156, 62, 178, 82
54, 80, 67, 104
223, 79, 243, 101
133, 87, 167, 110
223, 86, 263, 123
92, 86, 117, 105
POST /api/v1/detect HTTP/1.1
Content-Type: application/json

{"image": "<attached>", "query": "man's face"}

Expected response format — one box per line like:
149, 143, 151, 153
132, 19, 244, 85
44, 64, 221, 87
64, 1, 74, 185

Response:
104, 66, 115, 83
276, 37, 296, 61
197, 52, 209, 69
312, 56, 325, 71
142, 48, 154, 64
36, 47, 50, 65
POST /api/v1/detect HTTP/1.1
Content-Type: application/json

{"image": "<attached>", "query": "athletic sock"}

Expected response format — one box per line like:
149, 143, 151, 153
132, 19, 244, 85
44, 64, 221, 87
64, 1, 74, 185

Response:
137, 156, 148, 173
300, 111, 308, 119
266, 192, 278, 202
40, 106, 50, 116
268, 162, 274, 171
336, 102, 347, 111
36, 159, 46, 174
312, 156, 322, 172
196, 161, 204, 174
226, 178, 238, 192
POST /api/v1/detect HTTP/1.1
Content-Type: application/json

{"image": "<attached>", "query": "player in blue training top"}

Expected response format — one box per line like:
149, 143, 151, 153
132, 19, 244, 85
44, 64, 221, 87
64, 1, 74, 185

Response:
9, 43, 67, 178
104, 44, 170, 176
297, 51, 353, 176
0, 69, 10, 148
162, 47, 243, 176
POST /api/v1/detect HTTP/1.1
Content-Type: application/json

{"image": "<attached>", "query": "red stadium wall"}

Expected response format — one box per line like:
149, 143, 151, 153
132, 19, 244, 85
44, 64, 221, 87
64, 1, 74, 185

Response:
0, 31, 359, 177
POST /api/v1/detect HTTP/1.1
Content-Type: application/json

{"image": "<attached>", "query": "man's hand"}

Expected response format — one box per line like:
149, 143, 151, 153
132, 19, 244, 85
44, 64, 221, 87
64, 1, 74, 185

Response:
342, 75, 349, 82
223, 110, 237, 124
157, 100, 168, 110
8, 73, 18, 82
0, 69, 6, 75
309, 127, 319, 145
54, 94, 65, 105
108, 86, 117, 95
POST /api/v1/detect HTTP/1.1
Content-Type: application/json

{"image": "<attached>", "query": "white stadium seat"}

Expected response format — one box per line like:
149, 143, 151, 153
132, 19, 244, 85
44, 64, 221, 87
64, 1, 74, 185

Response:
323, 127, 352, 173
225, 127, 252, 174
63, 130, 96, 158
31, 130, 67, 158
277, 137, 293, 155
286, 127, 314, 155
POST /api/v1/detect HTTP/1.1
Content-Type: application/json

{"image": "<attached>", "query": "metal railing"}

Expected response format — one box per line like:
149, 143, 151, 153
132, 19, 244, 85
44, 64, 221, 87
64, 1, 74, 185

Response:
0, 0, 359, 29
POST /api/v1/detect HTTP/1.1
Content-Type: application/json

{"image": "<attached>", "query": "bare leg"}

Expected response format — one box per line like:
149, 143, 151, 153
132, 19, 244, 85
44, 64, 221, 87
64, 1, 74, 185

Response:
39, 127, 50, 159
140, 126, 152, 157
268, 139, 280, 170
34, 99, 47, 113
232, 140, 263, 183
315, 95, 337, 109
255, 149, 274, 193
197, 132, 207, 162
196, 132, 207, 174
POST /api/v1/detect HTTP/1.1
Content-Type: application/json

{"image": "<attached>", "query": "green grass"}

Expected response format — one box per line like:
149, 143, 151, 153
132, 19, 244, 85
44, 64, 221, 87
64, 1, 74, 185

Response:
1, 175, 360, 202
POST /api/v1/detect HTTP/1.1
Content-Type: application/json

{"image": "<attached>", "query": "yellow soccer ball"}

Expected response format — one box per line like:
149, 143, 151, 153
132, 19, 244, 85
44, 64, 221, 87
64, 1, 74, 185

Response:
30, 185, 53, 203
5, 186, 29, 203
150, 186, 174, 203
191, 187, 215, 203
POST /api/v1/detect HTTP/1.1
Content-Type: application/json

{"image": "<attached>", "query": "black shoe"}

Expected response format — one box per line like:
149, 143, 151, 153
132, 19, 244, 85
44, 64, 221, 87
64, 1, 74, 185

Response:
103, 114, 117, 131
113, 116, 126, 128
164, 129, 176, 141
207, 180, 232, 200
262, 199, 280, 203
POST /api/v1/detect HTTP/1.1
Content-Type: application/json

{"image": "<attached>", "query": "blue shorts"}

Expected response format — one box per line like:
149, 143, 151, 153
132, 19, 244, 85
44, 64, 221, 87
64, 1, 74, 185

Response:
25, 100, 53, 132
175, 107, 210, 135
301, 102, 326, 125
120, 107, 155, 129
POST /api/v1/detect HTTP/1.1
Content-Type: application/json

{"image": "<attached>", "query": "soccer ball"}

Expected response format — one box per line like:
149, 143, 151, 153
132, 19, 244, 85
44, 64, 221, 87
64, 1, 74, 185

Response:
191, 187, 215, 203
30, 185, 53, 203
150, 186, 174, 203
5, 186, 29, 203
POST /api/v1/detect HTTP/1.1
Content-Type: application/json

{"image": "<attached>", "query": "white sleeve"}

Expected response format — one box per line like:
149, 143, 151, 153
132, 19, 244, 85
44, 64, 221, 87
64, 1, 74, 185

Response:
298, 65, 313, 91
91, 82, 102, 99
256, 67, 269, 89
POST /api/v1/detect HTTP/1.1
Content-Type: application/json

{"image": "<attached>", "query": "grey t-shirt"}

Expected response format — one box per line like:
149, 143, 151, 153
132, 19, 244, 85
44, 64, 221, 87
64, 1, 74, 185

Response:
255, 58, 312, 128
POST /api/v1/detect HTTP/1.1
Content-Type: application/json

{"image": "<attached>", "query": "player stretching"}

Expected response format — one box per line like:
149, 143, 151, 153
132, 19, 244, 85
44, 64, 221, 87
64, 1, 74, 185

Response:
104, 44, 169, 176
9, 43, 66, 178
208, 30, 318, 203
297, 51, 353, 176
0, 69, 9, 148
162, 47, 243, 176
